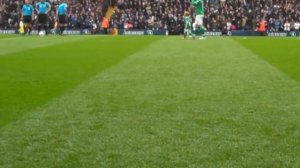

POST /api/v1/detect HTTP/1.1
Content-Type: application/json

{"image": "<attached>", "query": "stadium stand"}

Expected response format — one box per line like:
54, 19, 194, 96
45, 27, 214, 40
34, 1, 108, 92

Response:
0, 0, 300, 32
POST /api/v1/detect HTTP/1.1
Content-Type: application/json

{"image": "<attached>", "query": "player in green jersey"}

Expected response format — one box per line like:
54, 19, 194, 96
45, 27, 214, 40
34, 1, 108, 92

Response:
183, 11, 194, 39
191, 0, 206, 39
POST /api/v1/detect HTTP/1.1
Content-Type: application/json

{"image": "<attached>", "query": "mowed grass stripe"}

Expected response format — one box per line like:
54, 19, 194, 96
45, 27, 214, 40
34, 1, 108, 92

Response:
0, 36, 160, 127
0, 35, 98, 56
1, 37, 299, 167
235, 37, 300, 84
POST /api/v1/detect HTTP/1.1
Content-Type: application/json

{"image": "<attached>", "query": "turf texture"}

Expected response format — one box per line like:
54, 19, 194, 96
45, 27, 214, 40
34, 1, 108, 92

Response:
0, 35, 299, 167
0, 36, 159, 127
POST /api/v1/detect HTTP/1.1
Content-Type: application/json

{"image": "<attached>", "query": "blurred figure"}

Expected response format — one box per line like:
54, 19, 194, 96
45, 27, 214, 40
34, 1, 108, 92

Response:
36, 0, 51, 35
101, 16, 109, 34
295, 20, 300, 34
57, 0, 68, 35
21, 0, 34, 35
192, 0, 206, 39
284, 20, 291, 32
183, 11, 193, 39
258, 17, 267, 36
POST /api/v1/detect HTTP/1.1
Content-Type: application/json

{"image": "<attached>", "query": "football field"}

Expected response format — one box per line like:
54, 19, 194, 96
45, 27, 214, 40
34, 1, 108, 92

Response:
0, 35, 299, 167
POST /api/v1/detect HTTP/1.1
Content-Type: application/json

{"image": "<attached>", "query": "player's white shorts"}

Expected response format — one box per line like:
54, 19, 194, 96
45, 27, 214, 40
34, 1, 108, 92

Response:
195, 15, 204, 26
184, 28, 190, 34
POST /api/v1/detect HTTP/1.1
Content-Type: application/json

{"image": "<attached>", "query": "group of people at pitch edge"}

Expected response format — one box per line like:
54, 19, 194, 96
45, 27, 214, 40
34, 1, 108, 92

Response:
184, 0, 206, 40
21, 0, 68, 35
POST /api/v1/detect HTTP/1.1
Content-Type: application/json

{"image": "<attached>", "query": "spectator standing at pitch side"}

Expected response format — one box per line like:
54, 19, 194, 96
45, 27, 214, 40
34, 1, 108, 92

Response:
36, 0, 51, 35
258, 17, 267, 36
284, 20, 291, 32
57, 0, 68, 35
101, 16, 109, 34
21, 0, 34, 35
295, 20, 300, 34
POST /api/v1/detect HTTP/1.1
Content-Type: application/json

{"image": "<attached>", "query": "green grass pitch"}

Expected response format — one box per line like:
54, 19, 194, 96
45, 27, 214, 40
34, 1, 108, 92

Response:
0, 35, 299, 167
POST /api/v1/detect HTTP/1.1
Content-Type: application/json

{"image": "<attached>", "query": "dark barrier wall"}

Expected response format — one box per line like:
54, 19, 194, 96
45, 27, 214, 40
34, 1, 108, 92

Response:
1, 29, 300, 37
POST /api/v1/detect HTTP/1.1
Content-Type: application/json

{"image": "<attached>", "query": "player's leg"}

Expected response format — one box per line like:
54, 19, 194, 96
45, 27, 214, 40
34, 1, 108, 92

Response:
58, 16, 61, 35
27, 16, 32, 35
42, 14, 48, 35
37, 14, 47, 35
59, 15, 67, 35
199, 27, 206, 39
188, 29, 193, 38
22, 23, 27, 35
188, 22, 194, 38
183, 28, 187, 39
62, 23, 67, 35
59, 24, 63, 35
23, 16, 28, 35
44, 24, 48, 35
192, 23, 196, 39
37, 14, 42, 35
199, 15, 206, 39
23, 23, 28, 35
196, 15, 206, 39
27, 23, 32, 35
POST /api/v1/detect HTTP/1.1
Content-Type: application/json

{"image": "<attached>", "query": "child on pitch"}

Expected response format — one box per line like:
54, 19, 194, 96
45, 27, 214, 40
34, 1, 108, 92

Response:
192, 0, 206, 40
183, 11, 194, 39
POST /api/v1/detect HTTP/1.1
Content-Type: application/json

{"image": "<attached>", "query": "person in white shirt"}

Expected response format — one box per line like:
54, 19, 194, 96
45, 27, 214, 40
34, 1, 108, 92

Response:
284, 20, 290, 32
226, 19, 232, 31
294, 20, 300, 33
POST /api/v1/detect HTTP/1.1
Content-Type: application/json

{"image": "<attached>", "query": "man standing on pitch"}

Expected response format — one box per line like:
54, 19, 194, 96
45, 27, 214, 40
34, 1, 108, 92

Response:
192, 0, 206, 39
21, 0, 34, 35
57, 0, 68, 35
36, 0, 51, 35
